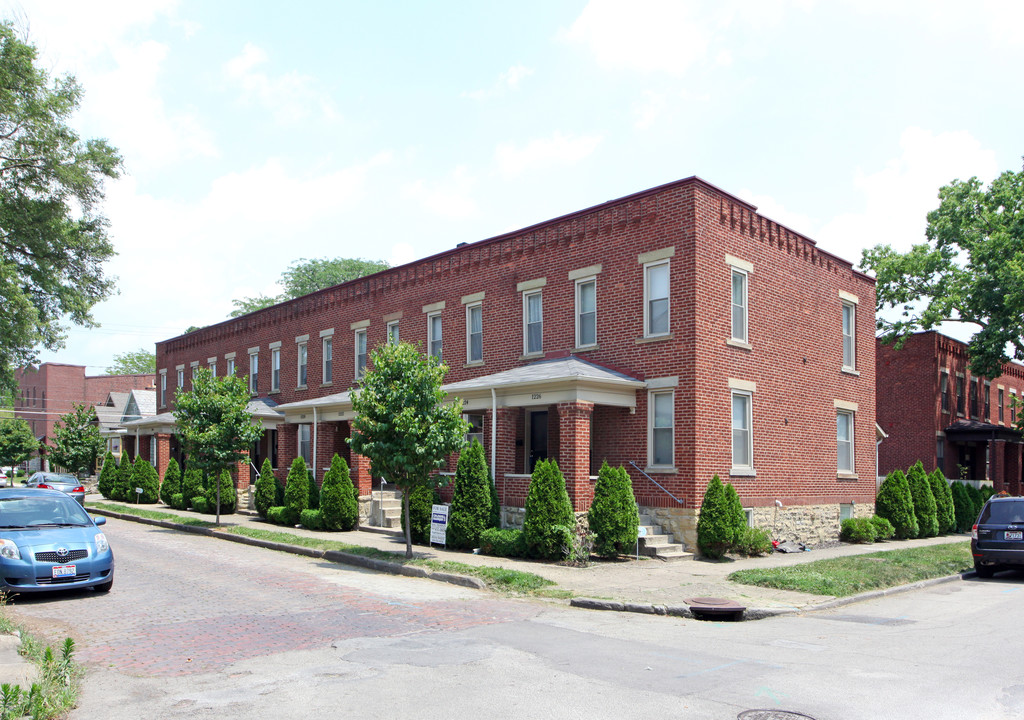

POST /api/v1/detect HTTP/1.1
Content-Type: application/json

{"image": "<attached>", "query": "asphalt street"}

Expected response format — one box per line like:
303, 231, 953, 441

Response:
7, 517, 1024, 720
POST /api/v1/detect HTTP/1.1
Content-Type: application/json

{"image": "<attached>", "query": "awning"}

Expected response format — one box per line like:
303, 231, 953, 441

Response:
944, 419, 1023, 443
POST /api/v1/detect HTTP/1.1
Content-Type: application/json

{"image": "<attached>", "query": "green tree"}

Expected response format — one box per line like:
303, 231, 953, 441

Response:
182, 466, 203, 508
588, 461, 640, 557
229, 257, 389, 317
131, 458, 159, 503
48, 402, 102, 474
106, 348, 156, 375
400, 484, 440, 545
173, 367, 261, 525
96, 450, 116, 499
349, 341, 468, 558
206, 468, 236, 514
254, 458, 276, 519
875, 470, 919, 539
159, 457, 181, 505
446, 440, 492, 550
929, 468, 955, 534
0, 418, 37, 469
950, 481, 974, 532
697, 475, 743, 559
283, 457, 310, 522
522, 459, 575, 560
861, 165, 1024, 378
111, 455, 133, 502
906, 461, 939, 538
320, 454, 358, 531
0, 23, 122, 395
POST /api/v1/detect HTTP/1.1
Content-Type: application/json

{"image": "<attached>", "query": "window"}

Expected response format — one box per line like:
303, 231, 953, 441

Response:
956, 375, 965, 416
387, 321, 400, 344
644, 261, 670, 337
177, 369, 184, 389
209, 361, 216, 377
841, 302, 856, 370
840, 503, 855, 522
1012, 391, 1018, 424
731, 391, 753, 471
837, 410, 854, 474
298, 424, 311, 465
297, 342, 307, 387
984, 382, 991, 419
355, 329, 367, 378
269, 429, 278, 468
149, 436, 157, 467
271, 348, 281, 392
999, 388, 1005, 423
465, 413, 484, 447
227, 358, 235, 377
466, 303, 483, 363
940, 372, 950, 413
428, 313, 442, 359
576, 279, 596, 348
648, 391, 674, 467
937, 436, 945, 473
523, 290, 543, 355
970, 378, 979, 418
159, 372, 166, 407
322, 337, 333, 384
731, 269, 748, 343
249, 352, 258, 393
191, 364, 198, 381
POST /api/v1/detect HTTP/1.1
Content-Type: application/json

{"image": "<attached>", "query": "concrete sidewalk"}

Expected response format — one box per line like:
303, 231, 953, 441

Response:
86, 495, 971, 618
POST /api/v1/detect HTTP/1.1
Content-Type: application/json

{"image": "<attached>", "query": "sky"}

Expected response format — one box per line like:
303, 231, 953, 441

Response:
6, 0, 1022, 374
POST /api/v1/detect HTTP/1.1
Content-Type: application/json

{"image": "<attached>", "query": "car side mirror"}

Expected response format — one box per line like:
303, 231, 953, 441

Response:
92, 516, 106, 526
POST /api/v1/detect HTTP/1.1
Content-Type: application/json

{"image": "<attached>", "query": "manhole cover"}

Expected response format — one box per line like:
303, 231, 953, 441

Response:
738, 711, 817, 720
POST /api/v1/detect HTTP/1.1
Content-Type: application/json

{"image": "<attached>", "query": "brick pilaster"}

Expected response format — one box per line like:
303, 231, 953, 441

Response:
557, 400, 595, 512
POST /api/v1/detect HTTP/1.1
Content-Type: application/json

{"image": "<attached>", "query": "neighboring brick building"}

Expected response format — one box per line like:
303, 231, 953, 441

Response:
140, 177, 877, 548
13, 363, 156, 470
877, 332, 1024, 493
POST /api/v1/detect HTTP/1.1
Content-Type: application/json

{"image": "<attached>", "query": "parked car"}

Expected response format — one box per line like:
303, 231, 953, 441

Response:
0, 488, 114, 594
25, 472, 86, 506
0, 469, 8, 488
971, 495, 1024, 578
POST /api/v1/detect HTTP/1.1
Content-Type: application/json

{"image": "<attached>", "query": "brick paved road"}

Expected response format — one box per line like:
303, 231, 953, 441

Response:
8, 517, 531, 679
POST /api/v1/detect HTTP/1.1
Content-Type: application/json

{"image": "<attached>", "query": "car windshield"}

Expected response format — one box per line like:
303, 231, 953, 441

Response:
0, 496, 92, 527
981, 501, 1024, 525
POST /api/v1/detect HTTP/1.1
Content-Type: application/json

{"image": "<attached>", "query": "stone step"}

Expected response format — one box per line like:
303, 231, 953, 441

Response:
647, 547, 694, 562
639, 533, 674, 546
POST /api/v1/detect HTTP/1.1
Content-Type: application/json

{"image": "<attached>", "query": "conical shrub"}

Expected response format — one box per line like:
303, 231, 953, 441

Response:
97, 452, 117, 499
697, 475, 740, 558
182, 466, 203, 508
951, 481, 973, 532
131, 459, 160, 503
522, 459, 575, 560
284, 457, 310, 518
588, 461, 639, 557
111, 456, 132, 502
928, 469, 955, 534
875, 469, 918, 539
255, 458, 276, 518
160, 458, 181, 505
447, 440, 492, 550
320, 454, 358, 531
907, 461, 938, 537
400, 484, 439, 544
206, 468, 236, 514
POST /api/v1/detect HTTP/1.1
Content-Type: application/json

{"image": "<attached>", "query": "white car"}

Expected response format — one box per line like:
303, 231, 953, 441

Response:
0, 470, 8, 488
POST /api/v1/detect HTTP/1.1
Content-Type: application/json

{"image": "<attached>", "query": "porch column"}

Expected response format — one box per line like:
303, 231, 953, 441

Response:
557, 400, 594, 512
155, 433, 172, 480
235, 449, 251, 491
277, 423, 297, 484
350, 451, 373, 496
492, 407, 518, 506
1008, 443, 1023, 496
990, 440, 1006, 493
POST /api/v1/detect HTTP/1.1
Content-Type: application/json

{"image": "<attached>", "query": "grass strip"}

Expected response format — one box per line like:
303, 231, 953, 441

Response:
87, 502, 216, 527
0, 605, 80, 719
729, 541, 972, 597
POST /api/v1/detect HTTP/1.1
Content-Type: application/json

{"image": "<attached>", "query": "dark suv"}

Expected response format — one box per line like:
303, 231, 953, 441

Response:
972, 496, 1024, 578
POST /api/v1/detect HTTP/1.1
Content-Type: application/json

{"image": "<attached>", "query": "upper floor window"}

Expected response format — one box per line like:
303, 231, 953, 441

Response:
644, 261, 670, 337
969, 378, 979, 418
428, 313, 443, 360
297, 342, 308, 388
998, 388, 1005, 423
355, 329, 367, 378
841, 302, 856, 370
249, 352, 259, 394
575, 278, 597, 348
940, 372, 950, 413
226, 358, 235, 377
159, 372, 166, 407
322, 336, 333, 384
956, 374, 965, 416
731, 269, 748, 343
177, 368, 184, 389
209, 361, 216, 377
1012, 391, 1018, 424
387, 321, 400, 345
837, 410, 854, 474
984, 381, 991, 419
270, 347, 281, 392
191, 363, 198, 382
523, 290, 543, 355
648, 390, 674, 468
466, 303, 483, 364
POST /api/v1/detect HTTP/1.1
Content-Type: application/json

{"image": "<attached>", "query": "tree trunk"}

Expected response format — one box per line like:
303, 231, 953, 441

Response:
403, 488, 413, 559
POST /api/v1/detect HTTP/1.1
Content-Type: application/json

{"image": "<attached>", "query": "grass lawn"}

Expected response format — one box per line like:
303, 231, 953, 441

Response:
728, 541, 973, 597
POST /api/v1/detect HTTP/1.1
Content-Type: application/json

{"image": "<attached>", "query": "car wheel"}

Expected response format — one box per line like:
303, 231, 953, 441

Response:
974, 563, 996, 579
94, 577, 113, 593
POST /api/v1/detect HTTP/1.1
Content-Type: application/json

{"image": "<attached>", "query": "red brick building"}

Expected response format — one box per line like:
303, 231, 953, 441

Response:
877, 332, 1024, 493
13, 363, 156, 470
142, 177, 877, 547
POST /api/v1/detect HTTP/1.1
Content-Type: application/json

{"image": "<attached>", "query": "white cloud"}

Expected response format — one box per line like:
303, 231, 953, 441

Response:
388, 243, 416, 267
633, 90, 668, 130
736, 190, 816, 237
223, 42, 339, 124
495, 132, 603, 177
403, 166, 478, 219
463, 64, 535, 100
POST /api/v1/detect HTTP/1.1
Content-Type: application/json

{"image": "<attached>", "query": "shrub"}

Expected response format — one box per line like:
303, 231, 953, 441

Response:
907, 461, 939, 538
487, 469, 501, 529
97, 451, 117, 499
588, 461, 639, 557
267, 505, 298, 525
307, 471, 321, 511
980, 484, 996, 503
319, 454, 358, 531
447, 440, 492, 550
840, 517, 877, 543
697, 475, 744, 559
522, 459, 575, 560
131, 458, 160, 503
950, 481, 974, 532
964, 483, 985, 524
254, 459, 276, 519
160, 458, 181, 505
734, 526, 773, 556
206, 469, 236, 514
170, 493, 185, 510
875, 469, 919, 539
869, 515, 895, 540
929, 469, 955, 534
558, 517, 595, 565
479, 528, 528, 558
400, 484, 439, 545
300, 509, 323, 530
111, 456, 132, 502
182, 467, 203, 507
191, 496, 209, 514
284, 457, 310, 518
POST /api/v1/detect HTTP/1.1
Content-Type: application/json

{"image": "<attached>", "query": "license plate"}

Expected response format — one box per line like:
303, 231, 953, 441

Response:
52, 565, 76, 578
1005, 531, 1023, 541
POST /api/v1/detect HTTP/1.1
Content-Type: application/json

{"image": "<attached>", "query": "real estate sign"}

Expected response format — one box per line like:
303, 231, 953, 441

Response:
430, 504, 449, 546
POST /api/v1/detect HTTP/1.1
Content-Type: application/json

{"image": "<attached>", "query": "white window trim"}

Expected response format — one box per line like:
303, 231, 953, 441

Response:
427, 311, 443, 360
731, 389, 754, 475
322, 334, 333, 385
354, 329, 367, 379
647, 389, 675, 470
248, 349, 259, 394
159, 371, 167, 408
842, 301, 857, 372
466, 302, 483, 365
574, 276, 597, 349
522, 289, 543, 356
296, 341, 308, 389
837, 408, 856, 476
643, 259, 671, 338
387, 320, 400, 345
270, 347, 281, 392
730, 267, 749, 344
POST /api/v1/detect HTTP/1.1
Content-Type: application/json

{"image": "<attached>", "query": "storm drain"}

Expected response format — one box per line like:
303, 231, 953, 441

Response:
738, 710, 817, 720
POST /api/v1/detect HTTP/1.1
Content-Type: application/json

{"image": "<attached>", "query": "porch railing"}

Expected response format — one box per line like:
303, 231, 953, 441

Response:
628, 461, 684, 505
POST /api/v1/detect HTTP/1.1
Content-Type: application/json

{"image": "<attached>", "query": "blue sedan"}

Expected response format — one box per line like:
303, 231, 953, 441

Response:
0, 488, 114, 594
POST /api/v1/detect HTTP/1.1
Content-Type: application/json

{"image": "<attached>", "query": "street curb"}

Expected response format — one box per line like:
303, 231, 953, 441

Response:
89, 508, 487, 591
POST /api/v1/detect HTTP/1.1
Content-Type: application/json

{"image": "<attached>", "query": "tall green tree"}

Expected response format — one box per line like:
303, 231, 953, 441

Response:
349, 341, 467, 558
906, 461, 939, 538
320, 453, 358, 531
522, 459, 575, 560
159, 457, 181, 505
588, 461, 639, 558
173, 367, 261, 525
106, 349, 156, 375
862, 165, 1024, 378
254, 458, 276, 519
229, 257, 389, 317
446, 439, 491, 550
0, 23, 122, 394
48, 402, 102, 474
96, 450, 117, 499
0, 418, 37, 469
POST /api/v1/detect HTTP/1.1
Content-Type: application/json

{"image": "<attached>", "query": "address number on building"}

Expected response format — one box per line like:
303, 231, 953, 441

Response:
531, 393, 542, 400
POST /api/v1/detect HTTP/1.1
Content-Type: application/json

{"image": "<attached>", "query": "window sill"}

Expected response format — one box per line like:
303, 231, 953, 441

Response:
464, 361, 485, 369
519, 353, 545, 361
268, 389, 281, 395
635, 333, 674, 345
841, 368, 860, 377
837, 473, 859, 481
320, 382, 333, 388
730, 468, 756, 477
644, 466, 677, 474
295, 385, 308, 391
727, 338, 752, 350
572, 344, 599, 353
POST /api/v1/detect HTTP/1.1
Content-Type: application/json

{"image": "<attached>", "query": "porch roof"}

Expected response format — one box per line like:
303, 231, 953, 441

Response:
275, 356, 646, 423
944, 419, 1023, 443
119, 397, 284, 433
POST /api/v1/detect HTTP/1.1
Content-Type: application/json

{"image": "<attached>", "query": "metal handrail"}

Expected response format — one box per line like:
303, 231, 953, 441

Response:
628, 461, 684, 504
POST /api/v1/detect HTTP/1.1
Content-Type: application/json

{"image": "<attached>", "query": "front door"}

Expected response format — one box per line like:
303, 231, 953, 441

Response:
528, 410, 548, 472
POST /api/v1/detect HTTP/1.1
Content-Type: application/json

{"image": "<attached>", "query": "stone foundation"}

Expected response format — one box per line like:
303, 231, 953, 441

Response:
357, 495, 372, 526
500, 506, 526, 529
641, 506, 700, 551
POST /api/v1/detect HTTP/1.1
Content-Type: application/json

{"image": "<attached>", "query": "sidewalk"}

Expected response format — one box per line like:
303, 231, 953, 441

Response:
86, 495, 971, 619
